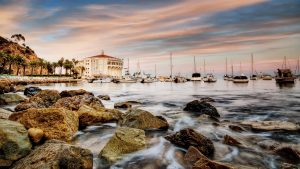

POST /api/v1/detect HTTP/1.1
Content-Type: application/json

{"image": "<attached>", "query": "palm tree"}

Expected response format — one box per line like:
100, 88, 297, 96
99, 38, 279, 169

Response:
78, 66, 85, 77
63, 59, 74, 75
15, 55, 25, 75
58, 57, 64, 76
37, 58, 45, 75
21, 62, 28, 76
45, 62, 53, 75
29, 61, 37, 75
51, 62, 58, 75
7, 54, 16, 74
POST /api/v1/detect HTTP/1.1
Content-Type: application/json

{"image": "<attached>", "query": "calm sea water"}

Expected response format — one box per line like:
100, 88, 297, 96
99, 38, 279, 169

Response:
34, 79, 300, 169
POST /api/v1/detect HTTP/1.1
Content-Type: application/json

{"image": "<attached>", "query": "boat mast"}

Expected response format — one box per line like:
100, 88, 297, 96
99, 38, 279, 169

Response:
284, 56, 287, 69
170, 52, 173, 78
128, 58, 130, 73
225, 57, 228, 75
194, 56, 196, 73
240, 62, 242, 75
231, 61, 233, 77
155, 64, 157, 78
204, 59, 206, 74
298, 56, 300, 75
251, 53, 254, 75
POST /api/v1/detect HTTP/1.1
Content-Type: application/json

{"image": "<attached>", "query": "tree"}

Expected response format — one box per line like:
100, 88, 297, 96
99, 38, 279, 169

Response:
78, 66, 85, 77
63, 59, 74, 75
29, 61, 38, 75
11, 34, 25, 44
45, 62, 53, 75
37, 58, 45, 75
15, 55, 25, 75
58, 57, 64, 75
0, 52, 8, 73
21, 62, 28, 76
72, 58, 79, 66
7, 54, 16, 74
51, 62, 58, 75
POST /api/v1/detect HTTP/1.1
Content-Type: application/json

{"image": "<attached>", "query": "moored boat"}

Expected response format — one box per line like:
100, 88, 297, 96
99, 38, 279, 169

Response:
275, 69, 295, 83
203, 73, 217, 83
233, 75, 249, 83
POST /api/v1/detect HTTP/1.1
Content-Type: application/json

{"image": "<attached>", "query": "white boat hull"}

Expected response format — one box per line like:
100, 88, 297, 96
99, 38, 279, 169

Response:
191, 77, 202, 81
233, 79, 249, 83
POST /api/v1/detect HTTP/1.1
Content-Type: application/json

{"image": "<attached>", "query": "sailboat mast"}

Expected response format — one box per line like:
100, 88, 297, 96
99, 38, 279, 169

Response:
284, 56, 287, 69
170, 52, 173, 78
204, 59, 206, 74
298, 56, 300, 75
155, 64, 157, 77
194, 56, 196, 73
240, 62, 242, 75
231, 63, 233, 77
225, 57, 228, 75
128, 58, 130, 72
251, 53, 254, 75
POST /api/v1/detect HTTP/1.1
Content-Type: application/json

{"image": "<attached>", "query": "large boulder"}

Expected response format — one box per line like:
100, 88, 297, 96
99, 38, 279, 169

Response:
275, 146, 300, 164
121, 109, 169, 130
114, 102, 132, 109
9, 108, 78, 141
24, 87, 41, 96
0, 108, 13, 119
52, 94, 104, 111
184, 146, 233, 169
0, 93, 26, 104
241, 120, 300, 132
183, 100, 220, 118
0, 119, 32, 167
165, 128, 214, 158
15, 90, 61, 112
60, 89, 93, 98
11, 139, 93, 169
99, 127, 146, 162
77, 105, 123, 128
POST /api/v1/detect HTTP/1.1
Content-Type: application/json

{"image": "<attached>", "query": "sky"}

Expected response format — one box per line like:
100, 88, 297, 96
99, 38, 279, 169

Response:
1, 0, 300, 76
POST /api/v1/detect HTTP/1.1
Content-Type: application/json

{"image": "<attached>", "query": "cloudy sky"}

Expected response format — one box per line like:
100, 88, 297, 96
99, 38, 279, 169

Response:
1, 0, 300, 76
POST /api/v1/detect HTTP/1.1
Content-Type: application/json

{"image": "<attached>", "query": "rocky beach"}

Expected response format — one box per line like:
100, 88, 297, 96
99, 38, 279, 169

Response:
0, 80, 299, 169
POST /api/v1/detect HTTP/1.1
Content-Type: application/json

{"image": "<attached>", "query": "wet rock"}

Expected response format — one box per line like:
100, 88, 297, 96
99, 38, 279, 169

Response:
99, 127, 146, 162
114, 102, 132, 109
240, 120, 300, 132
77, 105, 123, 128
15, 85, 26, 92
0, 93, 26, 104
11, 139, 93, 169
257, 140, 280, 151
60, 89, 93, 98
121, 109, 169, 130
183, 100, 220, 118
228, 125, 245, 132
24, 86, 41, 96
0, 108, 13, 119
223, 135, 241, 146
281, 163, 299, 169
184, 146, 233, 169
275, 146, 300, 164
97, 95, 110, 100
198, 114, 220, 122
200, 97, 215, 102
9, 108, 78, 141
28, 128, 44, 144
0, 119, 32, 167
52, 94, 104, 111
15, 90, 61, 111
165, 128, 215, 158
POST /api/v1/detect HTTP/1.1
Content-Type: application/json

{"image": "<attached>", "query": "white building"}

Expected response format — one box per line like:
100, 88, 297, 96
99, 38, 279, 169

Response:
78, 51, 123, 79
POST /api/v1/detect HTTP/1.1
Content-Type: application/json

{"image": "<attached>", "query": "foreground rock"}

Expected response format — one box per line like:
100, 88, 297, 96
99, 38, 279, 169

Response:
28, 128, 44, 144
184, 146, 233, 169
97, 95, 110, 100
11, 139, 93, 169
77, 105, 123, 127
0, 93, 26, 104
121, 109, 169, 130
228, 125, 245, 132
241, 120, 300, 132
183, 100, 220, 118
53, 94, 104, 111
275, 146, 300, 164
0, 108, 13, 119
165, 128, 214, 158
60, 89, 93, 97
24, 86, 41, 96
99, 127, 146, 162
15, 89, 61, 111
9, 108, 78, 141
114, 102, 132, 109
0, 119, 32, 167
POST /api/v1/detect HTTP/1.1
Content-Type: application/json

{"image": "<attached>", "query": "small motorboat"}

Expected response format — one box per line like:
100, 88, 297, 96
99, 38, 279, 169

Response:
203, 73, 217, 83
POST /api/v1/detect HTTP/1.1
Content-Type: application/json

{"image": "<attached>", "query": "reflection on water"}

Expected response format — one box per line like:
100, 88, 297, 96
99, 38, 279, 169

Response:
33, 79, 300, 169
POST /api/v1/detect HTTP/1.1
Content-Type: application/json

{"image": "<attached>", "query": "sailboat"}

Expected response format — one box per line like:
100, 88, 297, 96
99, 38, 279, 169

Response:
164, 52, 174, 82
191, 56, 201, 81
224, 57, 229, 80
250, 54, 258, 80
203, 59, 217, 83
275, 56, 296, 83
233, 62, 249, 83
115, 58, 137, 83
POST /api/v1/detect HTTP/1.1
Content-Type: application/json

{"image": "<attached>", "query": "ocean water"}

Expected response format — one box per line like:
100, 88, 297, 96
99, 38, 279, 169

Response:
34, 79, 300, 169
